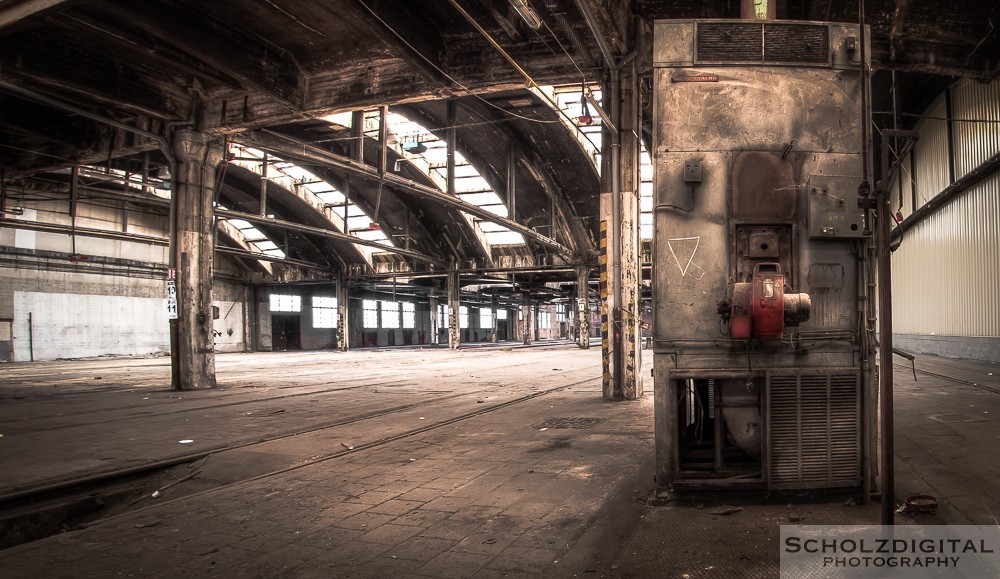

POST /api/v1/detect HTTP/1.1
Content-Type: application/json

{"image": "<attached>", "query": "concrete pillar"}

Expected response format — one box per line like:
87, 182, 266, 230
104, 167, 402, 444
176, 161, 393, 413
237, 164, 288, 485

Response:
576, 266, 591, 349
447, 270, 460, 350
169, 129, 223, 390
521, 291, 532, 345
534, 303, 540, 341
337, 277, 349, 351
491, 295, 498, 343
428, 287, 439, 346
600, 61, 643, 401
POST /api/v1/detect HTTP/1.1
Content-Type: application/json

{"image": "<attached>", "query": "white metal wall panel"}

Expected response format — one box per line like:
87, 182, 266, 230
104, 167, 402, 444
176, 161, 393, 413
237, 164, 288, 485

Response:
892, 172, 1000, 337
12, 291, 170, 361
951, 79, 1000, 179
912, 97, 951, 207
896, 152, 915, 217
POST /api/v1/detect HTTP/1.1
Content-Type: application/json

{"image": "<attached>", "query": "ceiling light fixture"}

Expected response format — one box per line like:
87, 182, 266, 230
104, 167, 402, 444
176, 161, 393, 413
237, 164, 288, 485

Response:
584, 88, 617, 133
508, 0, 542, 30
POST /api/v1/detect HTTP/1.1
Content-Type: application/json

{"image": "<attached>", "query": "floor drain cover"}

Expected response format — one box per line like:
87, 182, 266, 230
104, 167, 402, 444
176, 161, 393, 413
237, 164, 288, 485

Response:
533, 417, 605, 429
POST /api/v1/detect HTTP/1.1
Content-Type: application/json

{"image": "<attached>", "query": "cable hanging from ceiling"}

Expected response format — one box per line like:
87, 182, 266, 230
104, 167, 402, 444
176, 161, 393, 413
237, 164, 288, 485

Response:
354, 0, 560, 125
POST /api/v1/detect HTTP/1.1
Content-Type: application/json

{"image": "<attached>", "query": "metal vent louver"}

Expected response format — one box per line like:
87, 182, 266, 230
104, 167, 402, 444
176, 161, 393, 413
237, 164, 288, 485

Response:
696, 22, 830, 65
764, 23, 829, 63
696, 22, 762, 61
767, 370, 860, 489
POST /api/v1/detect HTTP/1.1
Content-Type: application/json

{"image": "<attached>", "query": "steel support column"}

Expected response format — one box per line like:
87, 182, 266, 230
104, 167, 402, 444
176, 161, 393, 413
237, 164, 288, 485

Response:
337, 277, 349, 351
576, 266, 591, 349
491, 295, 499, 343
522, 290, 533, 345
600, 59, 643, 400
169, 129, 223, 390
428, 287, 439, 346
447, 270, 460, 350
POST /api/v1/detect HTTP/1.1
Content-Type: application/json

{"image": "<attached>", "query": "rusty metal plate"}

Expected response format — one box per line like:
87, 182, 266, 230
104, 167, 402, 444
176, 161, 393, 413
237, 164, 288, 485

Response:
731, 152, 797, 219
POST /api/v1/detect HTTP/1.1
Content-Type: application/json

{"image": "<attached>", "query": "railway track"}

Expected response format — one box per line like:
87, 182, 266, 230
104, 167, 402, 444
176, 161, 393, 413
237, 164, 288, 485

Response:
0, 372, 601, 550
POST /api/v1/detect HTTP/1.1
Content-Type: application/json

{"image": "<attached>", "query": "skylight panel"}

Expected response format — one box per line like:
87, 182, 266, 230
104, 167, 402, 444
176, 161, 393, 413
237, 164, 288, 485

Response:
455, 175, 492, 193
486, 231, 525, 245
458, 192, 504, 206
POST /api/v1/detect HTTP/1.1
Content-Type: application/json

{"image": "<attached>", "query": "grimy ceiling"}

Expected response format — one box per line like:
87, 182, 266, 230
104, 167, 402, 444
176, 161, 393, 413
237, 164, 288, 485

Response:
1, 0, 997, 284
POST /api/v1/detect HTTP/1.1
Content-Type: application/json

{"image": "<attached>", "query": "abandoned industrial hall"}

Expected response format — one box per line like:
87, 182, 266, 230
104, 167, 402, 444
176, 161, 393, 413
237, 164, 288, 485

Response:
1, 0, 999, 576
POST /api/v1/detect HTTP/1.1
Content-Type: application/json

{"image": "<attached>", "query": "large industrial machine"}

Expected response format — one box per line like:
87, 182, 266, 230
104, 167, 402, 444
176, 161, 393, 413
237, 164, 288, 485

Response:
651, 19, 877, 495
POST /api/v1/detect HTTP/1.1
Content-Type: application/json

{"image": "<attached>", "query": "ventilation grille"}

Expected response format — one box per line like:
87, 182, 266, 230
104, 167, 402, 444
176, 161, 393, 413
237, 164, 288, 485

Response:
697, 23, 762, 61
767, 371, 860, 490
696, 22, 830, 65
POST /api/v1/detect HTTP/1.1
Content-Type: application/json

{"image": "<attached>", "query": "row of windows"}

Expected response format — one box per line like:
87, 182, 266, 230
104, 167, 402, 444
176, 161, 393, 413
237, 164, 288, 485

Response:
363, 300, 416, 329
436, 305, 509, 329
270, 294, 338, 329
270, 294, 561, 331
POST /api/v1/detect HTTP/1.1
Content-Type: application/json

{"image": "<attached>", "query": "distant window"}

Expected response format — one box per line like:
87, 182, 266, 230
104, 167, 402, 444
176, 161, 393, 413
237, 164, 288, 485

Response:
312, 296, 337, 328
402, 302, 415, 329
556, 304, 566, 322
539, 312, 551, 329
438, 304, 449, 328
363, 299, 378, 329
480, 308, 493, 328
460, 306, 469, 329
497, 309, 508, 320
270, 294, 301, 313
382, 301, 400, 329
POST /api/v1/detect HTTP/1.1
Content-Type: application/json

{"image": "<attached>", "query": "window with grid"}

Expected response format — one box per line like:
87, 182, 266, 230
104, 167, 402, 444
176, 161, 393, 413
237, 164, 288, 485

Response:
497, 309, 508, 320
539, 312, 551, 329
438, 304, 449, 328
363, 299, 379, 329
381, 301, 400, 329
479, 307, 493, 328
402, 302, 415, 329
556, 304, 566, 322
459, 306, 469, 329
312, 296, 337, 328
270, 294, 301, 313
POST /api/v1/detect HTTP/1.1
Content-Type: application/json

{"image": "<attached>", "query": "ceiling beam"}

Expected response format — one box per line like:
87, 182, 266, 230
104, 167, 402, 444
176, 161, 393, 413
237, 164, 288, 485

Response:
214, 208, 449, 268
0, 29, 185, 119
0, 0, 71, 29
889, 0, 912, 61
238, 129, 572, 257
98, 0, 302, 111
353, 0, 453, 88
215, 245, 335, 274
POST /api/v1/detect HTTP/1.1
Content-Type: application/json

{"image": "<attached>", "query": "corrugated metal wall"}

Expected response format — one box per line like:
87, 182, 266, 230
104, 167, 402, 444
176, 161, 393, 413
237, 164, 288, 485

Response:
951, 80, 1000, 178
892, 79, 1000, 339
911, 97, 950, 207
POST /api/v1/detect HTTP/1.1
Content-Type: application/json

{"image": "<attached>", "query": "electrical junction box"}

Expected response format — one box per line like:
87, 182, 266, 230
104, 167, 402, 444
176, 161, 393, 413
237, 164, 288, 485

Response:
807, 175, 866, 239
683, 159, 703, 183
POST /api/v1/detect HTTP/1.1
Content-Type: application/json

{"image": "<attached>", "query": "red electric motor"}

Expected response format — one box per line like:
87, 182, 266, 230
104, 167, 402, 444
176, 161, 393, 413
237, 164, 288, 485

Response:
729, 263, 810, 340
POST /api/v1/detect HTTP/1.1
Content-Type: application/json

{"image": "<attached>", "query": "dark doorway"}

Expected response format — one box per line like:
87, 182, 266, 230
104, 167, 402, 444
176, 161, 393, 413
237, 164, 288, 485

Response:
271, 315, 301, 351
497, 320, 509, 341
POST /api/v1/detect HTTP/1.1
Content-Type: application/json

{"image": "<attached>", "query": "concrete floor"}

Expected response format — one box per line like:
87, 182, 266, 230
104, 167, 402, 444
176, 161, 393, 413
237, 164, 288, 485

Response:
0, 344, 997, 577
